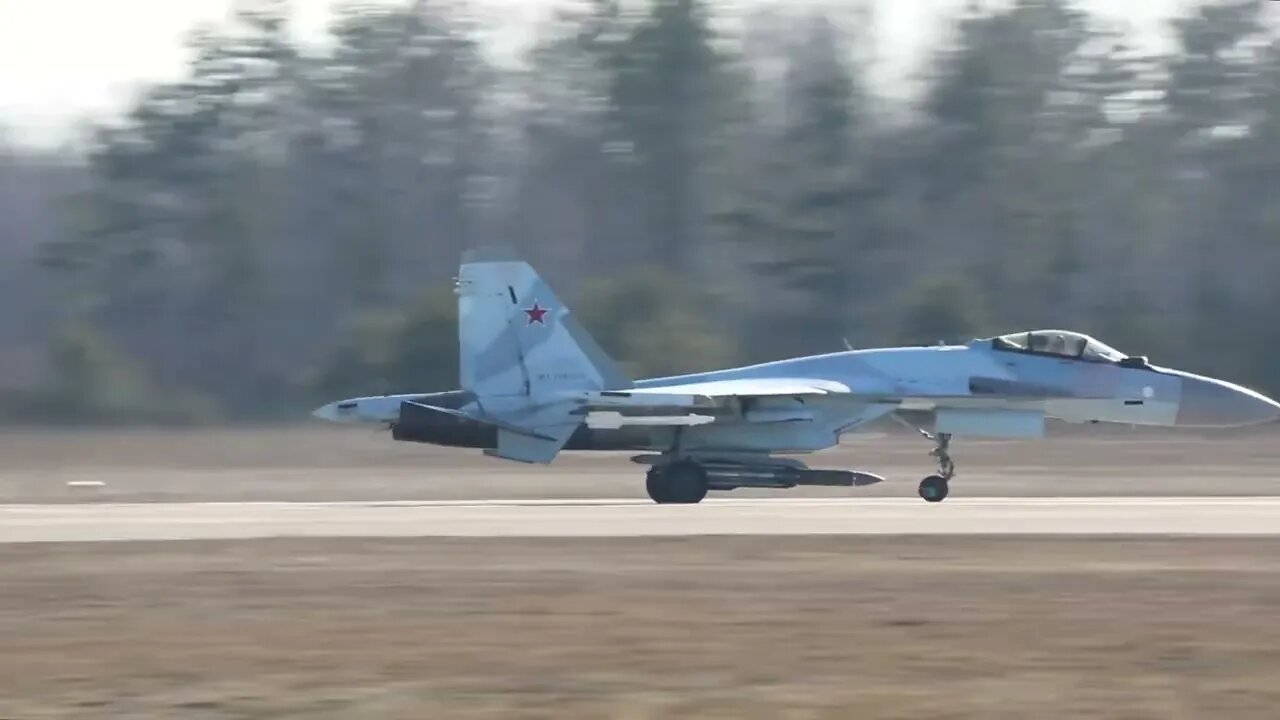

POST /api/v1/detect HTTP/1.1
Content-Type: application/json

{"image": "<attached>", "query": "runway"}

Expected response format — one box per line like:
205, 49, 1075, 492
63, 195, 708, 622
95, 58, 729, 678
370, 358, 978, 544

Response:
3, 496, 1280, 542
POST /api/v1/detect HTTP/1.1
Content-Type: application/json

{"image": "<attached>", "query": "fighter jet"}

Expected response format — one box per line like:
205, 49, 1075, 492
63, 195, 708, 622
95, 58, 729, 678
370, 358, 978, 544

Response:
313, 247, 1280, 503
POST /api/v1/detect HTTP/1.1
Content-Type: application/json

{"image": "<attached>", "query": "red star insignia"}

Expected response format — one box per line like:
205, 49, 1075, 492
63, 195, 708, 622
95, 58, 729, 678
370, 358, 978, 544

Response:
523, 302, 549, 325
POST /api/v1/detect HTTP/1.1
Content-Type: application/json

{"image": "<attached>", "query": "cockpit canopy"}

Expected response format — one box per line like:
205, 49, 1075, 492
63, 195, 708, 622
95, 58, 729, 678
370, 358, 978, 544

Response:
989, 330, 1126, 363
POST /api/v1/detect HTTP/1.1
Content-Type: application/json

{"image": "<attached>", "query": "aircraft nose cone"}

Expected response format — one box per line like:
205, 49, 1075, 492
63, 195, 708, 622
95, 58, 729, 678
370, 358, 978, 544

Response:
1175, 373, 1280, 428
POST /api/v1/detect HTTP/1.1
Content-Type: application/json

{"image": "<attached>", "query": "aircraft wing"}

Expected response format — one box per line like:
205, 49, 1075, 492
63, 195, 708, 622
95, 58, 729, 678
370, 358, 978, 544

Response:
573, 378, 860, 429
575, 377, 1065, 436
574, 376, 1093, 437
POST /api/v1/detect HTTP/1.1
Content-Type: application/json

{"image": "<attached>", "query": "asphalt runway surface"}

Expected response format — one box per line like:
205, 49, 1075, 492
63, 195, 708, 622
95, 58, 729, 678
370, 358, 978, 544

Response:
3, 429, 1279, 543
3, 427, 1280, 504
5, 496, 1280, 542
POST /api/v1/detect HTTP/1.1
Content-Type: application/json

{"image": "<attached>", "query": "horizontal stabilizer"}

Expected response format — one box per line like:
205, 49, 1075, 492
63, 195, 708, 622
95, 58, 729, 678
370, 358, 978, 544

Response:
485, 426, 576, 464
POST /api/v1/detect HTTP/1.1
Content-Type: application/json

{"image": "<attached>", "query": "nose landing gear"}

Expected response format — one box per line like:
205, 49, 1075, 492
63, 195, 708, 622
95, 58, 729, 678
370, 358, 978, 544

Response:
917, 430, 954, 503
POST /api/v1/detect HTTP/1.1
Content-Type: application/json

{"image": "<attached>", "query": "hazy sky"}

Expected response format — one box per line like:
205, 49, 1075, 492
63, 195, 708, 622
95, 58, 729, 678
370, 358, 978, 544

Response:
0, 0, 1195, 147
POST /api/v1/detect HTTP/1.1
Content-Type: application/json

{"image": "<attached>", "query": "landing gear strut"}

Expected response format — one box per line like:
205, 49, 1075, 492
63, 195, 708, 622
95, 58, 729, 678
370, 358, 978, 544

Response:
917, 430, 954, 503
645, 460, 708, 504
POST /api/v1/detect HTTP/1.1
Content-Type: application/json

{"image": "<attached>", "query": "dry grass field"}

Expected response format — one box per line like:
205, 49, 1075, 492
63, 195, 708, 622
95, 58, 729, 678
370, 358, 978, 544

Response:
3, 537, 1280, 719
0, 425, 1277, 503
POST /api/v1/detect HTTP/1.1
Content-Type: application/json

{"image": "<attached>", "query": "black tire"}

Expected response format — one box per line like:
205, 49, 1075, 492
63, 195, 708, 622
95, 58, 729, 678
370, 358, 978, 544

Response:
918, 474, 949, 503
646, 461, 708, 504
645, 469, 672, 503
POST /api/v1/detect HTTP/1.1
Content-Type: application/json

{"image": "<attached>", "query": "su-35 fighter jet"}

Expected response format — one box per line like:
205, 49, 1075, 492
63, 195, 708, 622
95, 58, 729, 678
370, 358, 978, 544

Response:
314, 247, 1280, 503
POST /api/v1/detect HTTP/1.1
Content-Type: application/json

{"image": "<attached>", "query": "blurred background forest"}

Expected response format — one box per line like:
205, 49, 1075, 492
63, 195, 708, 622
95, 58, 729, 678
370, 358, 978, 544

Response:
1, 0, 1278, 423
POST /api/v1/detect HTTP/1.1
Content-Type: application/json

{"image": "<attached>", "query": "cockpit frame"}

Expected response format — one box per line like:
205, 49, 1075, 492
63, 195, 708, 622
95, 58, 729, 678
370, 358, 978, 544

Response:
988, 330, 1126, 364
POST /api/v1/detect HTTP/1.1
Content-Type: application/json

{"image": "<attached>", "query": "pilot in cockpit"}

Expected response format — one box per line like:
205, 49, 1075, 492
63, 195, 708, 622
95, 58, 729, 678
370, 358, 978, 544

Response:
1048, 333, 1067, 355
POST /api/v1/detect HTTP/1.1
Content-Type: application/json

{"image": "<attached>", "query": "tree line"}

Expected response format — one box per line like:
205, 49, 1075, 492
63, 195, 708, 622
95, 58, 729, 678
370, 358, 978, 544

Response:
1, 0, 1278, 423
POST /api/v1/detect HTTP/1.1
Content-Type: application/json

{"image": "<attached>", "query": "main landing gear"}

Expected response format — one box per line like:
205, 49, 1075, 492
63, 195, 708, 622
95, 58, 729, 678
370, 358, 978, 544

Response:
917, 430, 954, 503
645, 460, 709, 504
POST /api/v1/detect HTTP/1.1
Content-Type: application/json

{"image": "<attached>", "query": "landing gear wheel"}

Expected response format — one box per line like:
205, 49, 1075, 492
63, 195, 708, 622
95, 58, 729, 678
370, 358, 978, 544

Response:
918, 474, 949, 503
645, 469, 673, 503
645, 461, 708, 504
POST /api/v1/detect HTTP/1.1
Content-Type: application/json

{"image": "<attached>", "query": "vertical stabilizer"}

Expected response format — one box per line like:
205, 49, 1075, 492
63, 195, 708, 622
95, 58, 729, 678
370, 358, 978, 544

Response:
456, 247, 631, 400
